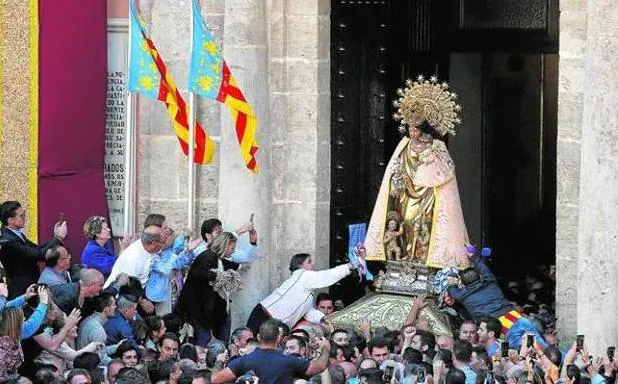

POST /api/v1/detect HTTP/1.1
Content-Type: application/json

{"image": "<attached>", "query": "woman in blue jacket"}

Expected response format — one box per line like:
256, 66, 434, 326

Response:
80, 216, 117, 277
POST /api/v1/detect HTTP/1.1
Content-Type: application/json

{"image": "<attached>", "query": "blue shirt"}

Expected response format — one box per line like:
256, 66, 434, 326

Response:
145, 240, 196, 303
81, 239, 117, 276
103, 310, 137, 348
38, 267, 70, 286
227, 348, 310, 384
447, 255, 514, 320
460, 365, 477, 384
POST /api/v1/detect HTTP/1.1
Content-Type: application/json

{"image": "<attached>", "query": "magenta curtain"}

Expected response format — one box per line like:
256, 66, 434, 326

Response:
38, 0, 108, 260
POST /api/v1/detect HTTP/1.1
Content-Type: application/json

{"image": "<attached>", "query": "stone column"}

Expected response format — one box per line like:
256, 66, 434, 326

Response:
555, 0, 587, 342
218, 0, 272, 329
575, 0, 618, 354
267, 0, 331, 288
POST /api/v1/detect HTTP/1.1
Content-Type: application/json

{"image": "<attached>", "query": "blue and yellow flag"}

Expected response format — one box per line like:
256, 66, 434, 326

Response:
188, 0, 259, 173
127, 3, 160, 99
128, 1, 215, 164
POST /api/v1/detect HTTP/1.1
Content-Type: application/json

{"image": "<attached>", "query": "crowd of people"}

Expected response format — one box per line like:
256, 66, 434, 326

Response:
0, 200, 613, 384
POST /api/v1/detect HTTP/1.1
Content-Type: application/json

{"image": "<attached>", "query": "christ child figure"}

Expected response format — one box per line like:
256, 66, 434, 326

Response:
383, 211, 404, 261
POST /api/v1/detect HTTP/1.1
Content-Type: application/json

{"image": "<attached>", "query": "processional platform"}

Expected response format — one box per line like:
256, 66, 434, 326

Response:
327, 261, 452, 336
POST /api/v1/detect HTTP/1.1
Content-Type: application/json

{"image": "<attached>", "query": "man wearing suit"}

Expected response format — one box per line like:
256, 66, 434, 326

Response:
0, 200, 67, 298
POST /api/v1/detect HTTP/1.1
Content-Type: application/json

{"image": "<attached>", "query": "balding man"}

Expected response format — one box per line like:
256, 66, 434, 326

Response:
54, 268, 126, 314
39, 245, 72, 288
105, 226, 165, 288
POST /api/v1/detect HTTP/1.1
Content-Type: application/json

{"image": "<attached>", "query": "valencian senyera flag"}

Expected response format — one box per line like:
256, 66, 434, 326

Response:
128, 1, 215, 164
188, 0, 259, 173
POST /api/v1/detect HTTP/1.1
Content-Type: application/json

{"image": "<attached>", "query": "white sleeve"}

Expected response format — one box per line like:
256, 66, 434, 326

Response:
302, 264, 351, 289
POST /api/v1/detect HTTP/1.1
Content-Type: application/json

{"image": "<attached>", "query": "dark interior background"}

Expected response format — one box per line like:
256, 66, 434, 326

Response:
329, 0, 559, 304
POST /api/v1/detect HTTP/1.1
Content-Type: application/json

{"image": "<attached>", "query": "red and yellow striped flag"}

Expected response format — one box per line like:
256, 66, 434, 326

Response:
128, 3, 214, 164
188, 0, 258, 173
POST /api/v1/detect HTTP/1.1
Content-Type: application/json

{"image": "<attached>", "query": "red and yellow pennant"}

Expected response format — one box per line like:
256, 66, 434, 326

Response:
128, 2, 214, 164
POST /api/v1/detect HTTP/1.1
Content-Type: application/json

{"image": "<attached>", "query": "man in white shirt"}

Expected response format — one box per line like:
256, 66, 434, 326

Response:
104, 226, 165, 288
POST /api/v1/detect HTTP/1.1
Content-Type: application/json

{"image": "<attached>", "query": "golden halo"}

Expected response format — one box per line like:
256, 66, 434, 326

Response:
392, 75, 462, 136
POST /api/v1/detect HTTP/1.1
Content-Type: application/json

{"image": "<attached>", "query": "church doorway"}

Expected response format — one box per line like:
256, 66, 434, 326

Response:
329, 0, 559, 306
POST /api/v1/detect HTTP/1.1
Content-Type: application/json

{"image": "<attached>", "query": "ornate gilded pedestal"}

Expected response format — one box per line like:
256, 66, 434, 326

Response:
327, 261, 452, 336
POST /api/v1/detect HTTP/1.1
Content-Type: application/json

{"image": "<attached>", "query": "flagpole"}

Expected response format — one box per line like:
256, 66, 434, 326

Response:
123, 1, 137, 236
187, 0, 197, 233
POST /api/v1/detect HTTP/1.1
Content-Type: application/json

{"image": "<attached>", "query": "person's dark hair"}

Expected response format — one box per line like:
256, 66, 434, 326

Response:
143, 316, 164, 339
278, 320, 291, 339
158, 332, 180, 348
45, 245, 63, 267
367, 337, 389, 354
472, 346, 489, 365
446, 368, 467, 384
330, 343, 343, 359
329, 365, 346, 384
330, 328, 348, 341
230, 327, 252, 344
544, 345, 562, 367
92, 292, 115, 313
0, 201, 21, 226
114, 341, 140, 360
436, 348, 455, 369
289, 253, 310, 272
178, 373, 194, 384
162, 313, 183, 336
70, 264, 87, 285
291, 328, 310, 340
33, 368, 57, 384
200, 218, 222, 241
415, 330, 436, 351
421, 361, 434, 376
74, 352, 101, 370
192, 369, 212, 384
259, 319, 281, 343
350, 334, 367, 353
315, 292, 333, 306
480, 317, 502, 339
144, 214, 166, 229
566, 364, 581, 384
286, 335, 307, 349
179, 343, 198, 362
403, 347, 423, 364
459, 267, 481, 286
116, 367, 149, 384
147, 358, 176, 383
358, 368, 383, 384
67, 369, 92, 384
453, 340, 473, 363
341, 344, 355, 361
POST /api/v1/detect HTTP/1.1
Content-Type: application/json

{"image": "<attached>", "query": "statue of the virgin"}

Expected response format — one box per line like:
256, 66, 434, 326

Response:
364, 76, 471, 269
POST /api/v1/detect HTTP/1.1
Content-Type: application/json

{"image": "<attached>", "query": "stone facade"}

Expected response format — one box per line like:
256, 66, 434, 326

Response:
132, 0, 330, 326
128, 0, 618, 344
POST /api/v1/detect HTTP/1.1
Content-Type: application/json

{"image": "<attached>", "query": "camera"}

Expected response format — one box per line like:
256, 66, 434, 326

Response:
576, 335, 585, 351
608, 346, 615, 362
417, 367, 426, 383
383, 366, 394, 383
501, 342, 509, 358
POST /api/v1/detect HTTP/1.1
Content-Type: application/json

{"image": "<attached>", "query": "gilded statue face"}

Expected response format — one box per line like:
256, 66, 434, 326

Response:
408, 125, 422, 140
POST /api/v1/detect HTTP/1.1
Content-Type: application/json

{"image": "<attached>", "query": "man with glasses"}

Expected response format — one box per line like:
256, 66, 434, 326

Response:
0, 200, 67, 298
39, 245, 72, 288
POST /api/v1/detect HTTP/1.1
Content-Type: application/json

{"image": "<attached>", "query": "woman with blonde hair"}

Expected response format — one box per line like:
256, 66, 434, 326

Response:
177, 232, 238, 346
80, 215, 117, 276
0, 287, 49, 380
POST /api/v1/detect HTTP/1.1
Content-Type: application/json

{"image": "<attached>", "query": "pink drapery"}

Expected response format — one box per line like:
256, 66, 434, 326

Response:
38, 0, 109, 260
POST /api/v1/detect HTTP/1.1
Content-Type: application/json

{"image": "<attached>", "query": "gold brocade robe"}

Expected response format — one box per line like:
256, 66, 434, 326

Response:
365, 138, 471, 269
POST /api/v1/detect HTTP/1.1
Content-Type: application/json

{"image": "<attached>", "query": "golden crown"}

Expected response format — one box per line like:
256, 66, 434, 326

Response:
393, 75, 462, 136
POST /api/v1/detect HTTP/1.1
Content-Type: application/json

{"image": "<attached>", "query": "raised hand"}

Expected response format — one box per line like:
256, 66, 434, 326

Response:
25, 284, 38, 299
187, 238, 202, 252
0, 283, 8, 298
54, 221, 68, 240
66, 308, 82, 327
38, 287, 49, 305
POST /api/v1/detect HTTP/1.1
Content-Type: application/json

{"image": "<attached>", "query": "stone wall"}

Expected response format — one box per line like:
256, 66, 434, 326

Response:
137, 0, 223, 233
555, 0, 587, 342
574, 0, 618, 353
133, 0, 331, 327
